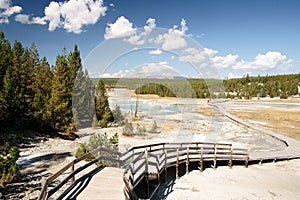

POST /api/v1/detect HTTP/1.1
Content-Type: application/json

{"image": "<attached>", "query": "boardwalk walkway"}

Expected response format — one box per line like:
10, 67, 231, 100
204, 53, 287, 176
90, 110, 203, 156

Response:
39, 100, 300, 200
77, 167, 124, 200
209, 100, 300, 161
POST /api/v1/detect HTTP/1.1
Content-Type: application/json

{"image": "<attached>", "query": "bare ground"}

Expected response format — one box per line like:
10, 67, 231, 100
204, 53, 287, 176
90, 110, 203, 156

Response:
230, 109, 300, 140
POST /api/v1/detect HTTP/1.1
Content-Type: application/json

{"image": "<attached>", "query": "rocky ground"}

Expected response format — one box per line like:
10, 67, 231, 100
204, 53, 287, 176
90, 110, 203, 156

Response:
1, 132, 80, 200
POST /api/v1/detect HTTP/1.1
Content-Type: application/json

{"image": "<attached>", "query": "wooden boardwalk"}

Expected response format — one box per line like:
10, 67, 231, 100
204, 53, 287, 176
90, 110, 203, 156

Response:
38, 100, 300, 200
77, 167, 124, 200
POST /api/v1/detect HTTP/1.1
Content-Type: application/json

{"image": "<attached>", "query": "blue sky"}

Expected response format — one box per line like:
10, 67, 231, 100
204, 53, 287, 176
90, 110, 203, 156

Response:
1, 0, 300, 79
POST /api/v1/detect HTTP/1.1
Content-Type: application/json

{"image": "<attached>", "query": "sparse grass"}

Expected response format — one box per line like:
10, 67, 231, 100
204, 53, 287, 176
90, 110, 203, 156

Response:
231, 109, 300, 140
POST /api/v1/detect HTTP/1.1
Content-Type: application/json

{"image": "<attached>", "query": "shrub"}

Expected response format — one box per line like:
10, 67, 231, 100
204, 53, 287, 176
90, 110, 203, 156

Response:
112, 105, 125, 125
74, 133, 119, 162
136, 123, 146, 135
0, 144, 20, 186
148, 120, 159, 133
75, 143, 94, 161
122, 120, 134, 136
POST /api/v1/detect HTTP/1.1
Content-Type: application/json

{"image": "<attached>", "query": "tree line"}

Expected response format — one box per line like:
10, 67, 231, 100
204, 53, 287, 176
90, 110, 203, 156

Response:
100, 73, 300, 99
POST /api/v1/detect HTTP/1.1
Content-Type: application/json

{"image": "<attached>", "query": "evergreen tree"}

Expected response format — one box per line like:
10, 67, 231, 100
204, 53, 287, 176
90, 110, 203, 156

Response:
0, 32, 12, 90
112, 105, 124, 125
29, 43, 40, 68
33, 57, 53, 128
72, 69, 95, 128
95, 80, 113, 128
0, 67, 18, 124
20, 48, 36, 119
47, 52, 70, 130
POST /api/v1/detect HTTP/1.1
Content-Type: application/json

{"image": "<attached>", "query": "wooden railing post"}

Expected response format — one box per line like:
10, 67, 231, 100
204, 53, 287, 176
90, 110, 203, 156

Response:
156, 155, 160, 185
40, 178, 48, 200
145, 149, 149, 198
117, 155, 120, 168
229, 146, 233, 168
199, 146, 203, 172
164, 149, 167, 182
213, 144, 217, 169
176, 149, 179, 179
98, 150, 101, 166
245, 151, 249, 168
186, 147, 189, 174
71, 161, 75, 183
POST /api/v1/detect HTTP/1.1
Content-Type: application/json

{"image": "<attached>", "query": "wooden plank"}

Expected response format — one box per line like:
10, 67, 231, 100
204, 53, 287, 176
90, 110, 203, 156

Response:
176, 149, 179, 179
186, 147, 189, 174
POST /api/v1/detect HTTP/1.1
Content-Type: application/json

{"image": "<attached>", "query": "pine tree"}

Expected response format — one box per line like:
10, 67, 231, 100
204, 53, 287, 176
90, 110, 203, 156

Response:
47, 52, 70, 130
33, 57, 53, 128
67, 45, 82, 90
0, 32, 12, 90
95, 80, 113, 127
0, 67, 18, 123
72, 68, 95, 128
20, 47, 36, 119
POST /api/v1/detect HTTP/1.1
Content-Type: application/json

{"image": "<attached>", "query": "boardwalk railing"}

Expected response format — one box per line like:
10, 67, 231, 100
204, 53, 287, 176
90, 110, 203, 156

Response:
39, 142, 249, 200
122, 142, 249, 199
38, 147, 121, 200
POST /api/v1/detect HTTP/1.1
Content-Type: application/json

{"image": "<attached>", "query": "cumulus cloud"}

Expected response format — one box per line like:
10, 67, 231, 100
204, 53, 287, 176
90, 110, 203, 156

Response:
144, 18, 156, 33
161, 29, 187, 51
105, 17, 188, 50
232, 51, 292, 70
104, 16, 136, 39
179, 47, 218, 63
15, 0, 107, 33
106, 16, 157, 45
129, 61, 178, 78
212, 54, 239, 68
0, 0, 22, 24
125, 34, 144, 45
148, 18, 188, 51
149, 49, 162, 55
95, 61, 178, 79
92, 70, 130, 78
15, 14, 46, 25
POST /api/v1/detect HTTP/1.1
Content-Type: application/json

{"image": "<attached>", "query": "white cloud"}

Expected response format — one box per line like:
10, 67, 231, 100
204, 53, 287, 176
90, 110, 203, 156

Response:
44, 1, 61, 31
149, 49, 162, 55
129, 61, 177, 78
149, 18, 188, 51
16, 0, 107, 33
125, 18, 156, 45
180, 18, 188, 33
144, 18, 156, 33
15, 14, 46, 25
104, 16, 136, 39
95, 61, 178, 79
0, 0, 22, 24
125, 34, 144, 45
109, 17, 156, 45
90, 70, 130, 78
232, 51, 292, 70
179, 47, 218, 63
212, 54, 239, 68
162, 29, 187, 50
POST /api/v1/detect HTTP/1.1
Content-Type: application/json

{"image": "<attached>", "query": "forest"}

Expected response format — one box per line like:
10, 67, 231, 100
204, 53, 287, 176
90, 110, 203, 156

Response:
0, 32, 113, 185
100, 73, 300, 99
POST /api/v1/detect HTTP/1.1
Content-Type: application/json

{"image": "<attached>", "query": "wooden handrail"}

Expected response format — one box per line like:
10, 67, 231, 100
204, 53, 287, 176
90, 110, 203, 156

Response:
39, 141, 248, 200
